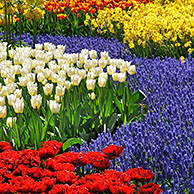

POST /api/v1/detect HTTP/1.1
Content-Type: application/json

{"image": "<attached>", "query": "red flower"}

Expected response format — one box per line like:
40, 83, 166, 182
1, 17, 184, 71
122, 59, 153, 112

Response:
109, 181, 135, 194
138, 183, 162, 194
102, 145, 123, 160
91, 154, 111, 170
56, 170, 78, 184
38, 140, 63, 160
125, 167, 154, 183
0, 142, 12, 153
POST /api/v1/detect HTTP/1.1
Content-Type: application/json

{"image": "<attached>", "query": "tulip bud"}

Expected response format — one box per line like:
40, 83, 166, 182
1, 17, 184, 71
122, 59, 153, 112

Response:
13, 98, 24, 114
71, 74, 82, 86
128, 65, 136, 75
98, 77, 107, 87
0, 96, 5, 106
0, 105, 7, 118
86, 79, 96, 90
89, 50, 97, 59
6, 117, 17, 128
43, 83, 53, 96
48, 100, 61, 114
90, 92, 96, 100
31, 94, 42, 109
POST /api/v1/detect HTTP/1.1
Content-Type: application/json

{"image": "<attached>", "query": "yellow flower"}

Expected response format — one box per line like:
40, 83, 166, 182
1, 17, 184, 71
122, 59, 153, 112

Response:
180, 56, 185, 63
129, 41, 135, 49
188, 48, 193, 54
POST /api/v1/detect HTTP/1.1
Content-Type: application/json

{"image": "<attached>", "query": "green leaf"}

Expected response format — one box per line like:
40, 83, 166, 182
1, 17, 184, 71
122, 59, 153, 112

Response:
131, 90, 146, 104
104, 90, 113, 117
62, 137, 84, 152
107, 113, 118, 133
113, 96, 122, 113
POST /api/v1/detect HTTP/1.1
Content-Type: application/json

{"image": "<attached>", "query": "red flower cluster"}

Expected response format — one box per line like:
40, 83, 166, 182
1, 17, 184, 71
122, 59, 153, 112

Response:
44, 0, 153, 15
0, 141, 162, 194
102, 144, 123, 159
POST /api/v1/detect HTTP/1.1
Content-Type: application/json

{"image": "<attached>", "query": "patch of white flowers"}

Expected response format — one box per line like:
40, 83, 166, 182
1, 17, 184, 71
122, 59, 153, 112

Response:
0, 42, 136, 118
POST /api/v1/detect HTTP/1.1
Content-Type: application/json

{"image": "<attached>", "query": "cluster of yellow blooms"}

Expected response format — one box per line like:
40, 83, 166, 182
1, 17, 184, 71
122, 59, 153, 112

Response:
0, 0, 45, 24
86, 0, 194, 54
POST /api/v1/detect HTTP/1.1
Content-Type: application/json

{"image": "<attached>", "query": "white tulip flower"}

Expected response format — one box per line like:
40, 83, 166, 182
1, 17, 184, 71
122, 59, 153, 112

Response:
107, 65, 116, 75
35, 43, 43, 50
0, 96, 5, 106
78, 69, 86, 79
31, 94, 42, 109
84, 60, 93, 70
43, 83, 53, 96
0, 86, 7, 96
48, 100, 61, 114
9, 49, 16, 58
43, 68, 52, 80
87, 72, 95, 80
67, 67, 75, 77
7, 82, 16, 94
89, 92, 96, 100
118, 72, 126, 83
37, 72, 45, 83
89, 50, 97, 59
57, 45, 66, 53
56, 85, 65, 96
14, 89, 22, 98
55, 95, 61, 103
51, 72, 59, 83
27, 82, 37, 96
98, 59, 108, 68
100, 51, 109, 60
71, 74, 82, 86
128, 65, 136, 75
86, 79, 96, 90
99, 72, 108, 81
13, 98, 24, 114
25, 73, 36, 83
6, 117, 17, 128
64, 81, 71, 90
98, 77, 107, 87
0, 105, 7, 118
18, 76, 28, 87
112, 73, 119, 82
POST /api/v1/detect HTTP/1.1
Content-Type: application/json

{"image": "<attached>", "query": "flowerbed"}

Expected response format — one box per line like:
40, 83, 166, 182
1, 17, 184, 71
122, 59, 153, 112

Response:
0, 141, 162, 194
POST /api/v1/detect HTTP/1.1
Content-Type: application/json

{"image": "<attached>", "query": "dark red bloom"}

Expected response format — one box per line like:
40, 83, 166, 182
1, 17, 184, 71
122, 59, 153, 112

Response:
91, 154, 111, 170
125, 167, 154, 183
0, 142, 12, 153
138, 183, 162, 194
102, 145, 123, 160
38, 140, 63, 160
56, 170, 78, 184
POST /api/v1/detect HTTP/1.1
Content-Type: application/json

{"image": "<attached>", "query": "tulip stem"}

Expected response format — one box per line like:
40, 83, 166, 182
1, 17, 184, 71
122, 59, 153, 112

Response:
33, 18, 37, 49
0, 119, 4, 141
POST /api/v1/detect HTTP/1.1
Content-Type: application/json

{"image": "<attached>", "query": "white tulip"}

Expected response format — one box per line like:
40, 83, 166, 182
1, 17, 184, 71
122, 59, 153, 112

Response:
67, 67, 75, 77
0, 96, 5, 106
71, 74, 82, 86
0, 52, 7, 61
56, 85, 65, 96
89, 50, 97, 59
99, 72, 108, 81
57, 45, 66, 53
51, 72, 59, 83
43, 68, 52, 80
79, 53, 88, 64
11, 65, 21, 74
118, 72, 126, 83
14, 89, 22, 98
57, 77, 65, 86
0, 86, 7, 96
107, 65, 116, 75
64, 81, 71, 90
27, 82, 37, 96
55, 95, 61, 103
31, 94, 42, 109
58, 70, 66, 78
37, 72, 45, 83
25, 73, 36, 83
112, 73, 119, 82
89, 92, 96, 100
7, 82, 16, 94
48, 100, 61, 114
18, 76, 28, 87
87, 72, 95, 80
0, 105, 7, 118
13, 98, 24, 114
43, 83, 53, 96
6, 117, 17, 128
128, 65, 136, 75
98, 77, 107, 87
84, 60, 93, 70
86, 79, 96, 90
100, 51, 109, 60
4, 74, 15, 85
78, 69, 86, 79
35, 44, 43, 50
9, 49, 16, 58
98, 59, 108, 68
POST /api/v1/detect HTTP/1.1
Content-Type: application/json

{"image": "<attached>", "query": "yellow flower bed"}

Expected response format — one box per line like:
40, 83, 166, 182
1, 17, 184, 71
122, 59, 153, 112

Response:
87, 0, 194, 53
